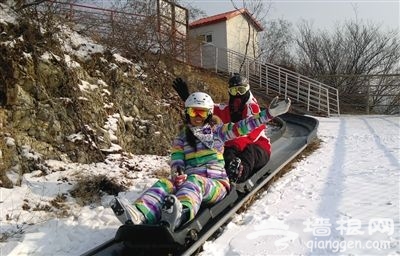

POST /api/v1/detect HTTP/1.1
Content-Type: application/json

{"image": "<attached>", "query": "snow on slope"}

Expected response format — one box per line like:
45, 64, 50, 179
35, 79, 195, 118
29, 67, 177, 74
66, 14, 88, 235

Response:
1, 115, 399, 256
200, 115, 400, 256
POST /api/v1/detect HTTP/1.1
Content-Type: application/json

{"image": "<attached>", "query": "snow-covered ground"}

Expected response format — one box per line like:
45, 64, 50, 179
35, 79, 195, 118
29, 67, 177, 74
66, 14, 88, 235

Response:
1, 115, 399, 255
1, 3, 399, 255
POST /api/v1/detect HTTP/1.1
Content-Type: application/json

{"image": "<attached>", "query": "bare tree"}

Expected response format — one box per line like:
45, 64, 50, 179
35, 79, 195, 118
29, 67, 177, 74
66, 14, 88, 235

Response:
175, 0, 206, 21
258, 18, 295, 67
4, 0, 48, 10
296, 20, 400, 113
296, 21, 400, 87
227, 0, 272, 72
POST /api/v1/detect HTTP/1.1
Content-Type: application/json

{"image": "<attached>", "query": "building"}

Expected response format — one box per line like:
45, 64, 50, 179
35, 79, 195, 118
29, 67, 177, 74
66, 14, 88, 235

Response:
188, 8, 263, 72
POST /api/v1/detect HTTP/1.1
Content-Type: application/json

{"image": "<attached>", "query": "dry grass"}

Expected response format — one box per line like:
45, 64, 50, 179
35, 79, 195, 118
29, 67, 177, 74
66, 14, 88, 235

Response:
172, 63, 230, 104
69, 175, 127, 206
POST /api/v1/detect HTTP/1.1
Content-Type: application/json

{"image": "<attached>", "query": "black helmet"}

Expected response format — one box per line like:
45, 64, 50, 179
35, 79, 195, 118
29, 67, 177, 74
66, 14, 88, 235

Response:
228, 73, 249, 88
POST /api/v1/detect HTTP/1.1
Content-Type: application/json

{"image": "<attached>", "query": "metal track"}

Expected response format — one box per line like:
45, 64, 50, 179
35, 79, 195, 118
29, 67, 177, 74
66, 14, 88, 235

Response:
81, 113, 318, 256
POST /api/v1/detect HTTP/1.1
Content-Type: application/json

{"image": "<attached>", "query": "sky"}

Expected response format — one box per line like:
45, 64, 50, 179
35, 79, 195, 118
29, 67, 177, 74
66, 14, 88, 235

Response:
1, 2, 399, 256
184, 0, 400, 31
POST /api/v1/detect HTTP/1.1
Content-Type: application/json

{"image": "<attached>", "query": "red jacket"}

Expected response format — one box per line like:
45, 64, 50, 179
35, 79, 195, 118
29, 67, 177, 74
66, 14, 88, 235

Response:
213, 93, 271, 155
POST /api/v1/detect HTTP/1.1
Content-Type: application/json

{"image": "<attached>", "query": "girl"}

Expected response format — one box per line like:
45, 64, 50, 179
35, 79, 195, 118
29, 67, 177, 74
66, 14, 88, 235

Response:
111, 92, 290, 230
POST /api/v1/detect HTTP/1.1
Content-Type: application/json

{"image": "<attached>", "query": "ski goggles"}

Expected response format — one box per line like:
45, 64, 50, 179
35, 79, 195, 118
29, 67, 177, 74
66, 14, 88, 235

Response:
228, 85, 249, 96
186, 107, 211, 118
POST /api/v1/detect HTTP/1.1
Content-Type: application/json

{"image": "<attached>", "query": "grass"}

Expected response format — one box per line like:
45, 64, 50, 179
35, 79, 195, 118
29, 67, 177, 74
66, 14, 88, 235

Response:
172, 62, 231, 103
69, 175, 127, 206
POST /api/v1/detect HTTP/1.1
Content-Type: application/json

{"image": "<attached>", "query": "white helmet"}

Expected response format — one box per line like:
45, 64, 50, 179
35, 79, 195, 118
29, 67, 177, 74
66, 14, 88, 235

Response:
185, 92, 214, 110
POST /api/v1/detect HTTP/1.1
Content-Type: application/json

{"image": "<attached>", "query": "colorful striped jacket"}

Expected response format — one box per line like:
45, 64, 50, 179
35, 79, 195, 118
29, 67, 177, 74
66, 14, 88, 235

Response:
170, 109, 271, 180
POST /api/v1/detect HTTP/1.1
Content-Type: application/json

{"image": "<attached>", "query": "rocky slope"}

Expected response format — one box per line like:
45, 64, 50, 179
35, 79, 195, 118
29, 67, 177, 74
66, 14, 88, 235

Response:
0, 3, 222, 188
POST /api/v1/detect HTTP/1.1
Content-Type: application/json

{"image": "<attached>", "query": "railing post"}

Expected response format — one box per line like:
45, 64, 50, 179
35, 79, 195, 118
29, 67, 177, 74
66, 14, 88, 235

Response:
318, 84, 321, 112
326, 88, 330, 116
227, 50, 230, 73
297, 75, 300, 101
259, 63, 261, 88
200, 44, 203, 68
265, 64, 269, 94
336, 89, 340, 116
215, 47, 218, 73
307, 82, 311, 111
110, 11, 114, 42
69, 2, 73, 20
367, 79, 370, 114
285, 73, 288, 98
278, 66, 281, 95
246, 60, 249, 79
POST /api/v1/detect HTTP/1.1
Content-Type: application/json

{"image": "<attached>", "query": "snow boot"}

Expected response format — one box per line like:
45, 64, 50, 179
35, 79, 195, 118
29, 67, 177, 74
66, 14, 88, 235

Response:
110, 196, 145, 225
161, 194, 182, 230
227, 157, 244, 182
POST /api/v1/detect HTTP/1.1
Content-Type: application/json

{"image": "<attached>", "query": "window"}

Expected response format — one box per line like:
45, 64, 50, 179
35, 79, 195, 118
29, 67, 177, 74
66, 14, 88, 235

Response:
199, 33, 213, 43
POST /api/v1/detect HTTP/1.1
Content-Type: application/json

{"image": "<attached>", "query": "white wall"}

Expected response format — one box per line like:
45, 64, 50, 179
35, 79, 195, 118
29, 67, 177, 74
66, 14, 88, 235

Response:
226, 15, 259, 58
188, 13, 260, 72
188, 22, 228, 69
188, 22, 227, 49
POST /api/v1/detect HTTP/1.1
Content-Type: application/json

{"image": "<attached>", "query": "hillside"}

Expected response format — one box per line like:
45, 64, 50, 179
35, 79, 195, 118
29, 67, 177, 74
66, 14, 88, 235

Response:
1, 4, 398, 256
0, 2, 230, 189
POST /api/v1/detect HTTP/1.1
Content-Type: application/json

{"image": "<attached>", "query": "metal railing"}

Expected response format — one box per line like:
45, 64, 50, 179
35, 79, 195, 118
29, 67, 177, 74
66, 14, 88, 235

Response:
39, 1, 340, 116
315, 74, 400, 114
43, 0, 187, 61
188, 43, 340, 116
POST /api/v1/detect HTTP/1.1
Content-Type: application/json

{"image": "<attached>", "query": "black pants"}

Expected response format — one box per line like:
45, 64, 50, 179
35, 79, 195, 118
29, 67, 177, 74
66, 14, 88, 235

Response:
224, 144, 270, 182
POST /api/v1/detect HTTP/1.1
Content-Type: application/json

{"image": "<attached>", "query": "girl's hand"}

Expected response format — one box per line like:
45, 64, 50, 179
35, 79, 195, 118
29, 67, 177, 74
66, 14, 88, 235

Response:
268, 96, 291, 117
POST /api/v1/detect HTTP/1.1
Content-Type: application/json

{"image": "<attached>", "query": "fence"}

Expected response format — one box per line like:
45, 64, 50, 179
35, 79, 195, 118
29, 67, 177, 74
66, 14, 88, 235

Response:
188, 43, 341, 116
316, 74, 400, 115
37, 1, 382, 116
43, 0, 187, 60
38, 1, 341, 116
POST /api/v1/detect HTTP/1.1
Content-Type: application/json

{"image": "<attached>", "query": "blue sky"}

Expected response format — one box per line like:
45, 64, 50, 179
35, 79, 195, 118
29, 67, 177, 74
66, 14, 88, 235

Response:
183, 0, 399, 31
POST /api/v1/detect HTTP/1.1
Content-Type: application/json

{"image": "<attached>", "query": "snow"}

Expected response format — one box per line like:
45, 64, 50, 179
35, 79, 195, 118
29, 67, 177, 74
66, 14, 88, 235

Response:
1, 3, 399, 255
58, 25, 104, 61
200, 115, 400, 256
0, 3, 16, 24
1, 115, 399, 255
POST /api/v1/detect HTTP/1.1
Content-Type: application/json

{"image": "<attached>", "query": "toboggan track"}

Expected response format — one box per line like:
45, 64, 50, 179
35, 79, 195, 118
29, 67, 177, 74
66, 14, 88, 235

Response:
81, 113, 319, 256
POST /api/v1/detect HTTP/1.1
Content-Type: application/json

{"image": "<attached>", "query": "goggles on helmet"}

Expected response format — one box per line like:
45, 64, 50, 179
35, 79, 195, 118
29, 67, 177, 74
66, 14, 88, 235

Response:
228, 85, 250, 96
186, 107, 210, 118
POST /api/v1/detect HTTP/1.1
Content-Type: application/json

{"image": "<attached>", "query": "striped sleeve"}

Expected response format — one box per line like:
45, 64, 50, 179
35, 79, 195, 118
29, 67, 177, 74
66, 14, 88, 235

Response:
216, 110, 269, 142
170, 130, 185, 170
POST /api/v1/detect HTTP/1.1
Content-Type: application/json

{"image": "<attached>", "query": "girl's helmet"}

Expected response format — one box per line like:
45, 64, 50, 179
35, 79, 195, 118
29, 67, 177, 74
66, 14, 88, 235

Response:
185, 92, 214, 110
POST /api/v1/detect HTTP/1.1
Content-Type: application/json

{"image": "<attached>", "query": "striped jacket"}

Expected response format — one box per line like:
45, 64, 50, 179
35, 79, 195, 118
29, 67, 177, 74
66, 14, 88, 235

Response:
170, 109, 271, 179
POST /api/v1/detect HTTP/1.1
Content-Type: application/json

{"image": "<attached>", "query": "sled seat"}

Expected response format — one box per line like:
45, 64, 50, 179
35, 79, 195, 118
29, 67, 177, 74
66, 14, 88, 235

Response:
114, 187, 238, 253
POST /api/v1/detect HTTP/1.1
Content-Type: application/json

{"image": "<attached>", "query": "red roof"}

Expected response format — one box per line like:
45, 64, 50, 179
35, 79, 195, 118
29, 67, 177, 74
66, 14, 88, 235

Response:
189, 8, 263, 32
